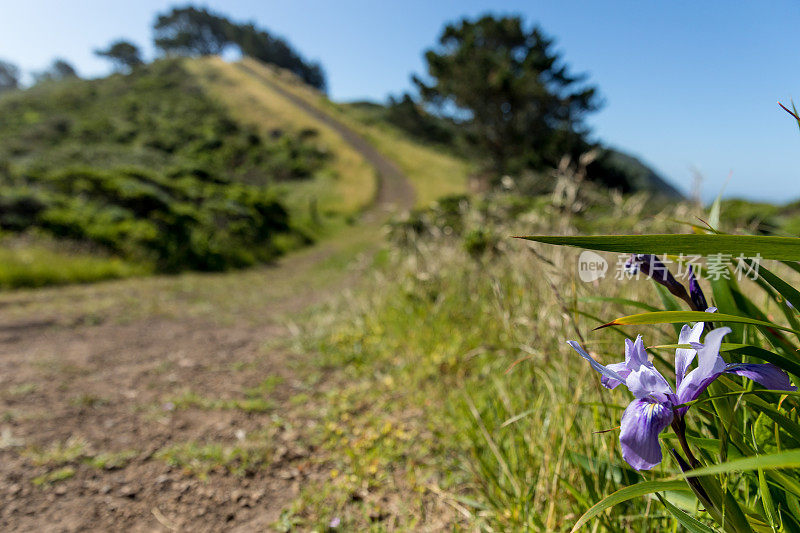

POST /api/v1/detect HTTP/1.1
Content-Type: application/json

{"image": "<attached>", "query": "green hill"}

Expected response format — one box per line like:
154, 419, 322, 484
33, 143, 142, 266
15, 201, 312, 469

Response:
338, 97, 685, 199
203, 57, 472, 207
0, 59, 330, 279
593, 147, 684, 199
0, 57, 474, 289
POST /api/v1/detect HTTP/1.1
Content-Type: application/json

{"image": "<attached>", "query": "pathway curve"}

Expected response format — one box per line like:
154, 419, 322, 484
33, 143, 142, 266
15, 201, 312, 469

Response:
236, 61, 416, 211
0, 67, 416, 531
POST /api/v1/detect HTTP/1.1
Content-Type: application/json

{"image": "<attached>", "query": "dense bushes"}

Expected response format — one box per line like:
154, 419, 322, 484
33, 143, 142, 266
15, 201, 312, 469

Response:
0, 59, 327, 272
4, 168, 294, 271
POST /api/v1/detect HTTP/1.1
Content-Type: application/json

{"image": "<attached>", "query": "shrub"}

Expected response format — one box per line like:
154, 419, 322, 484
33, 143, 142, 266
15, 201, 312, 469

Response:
0, 59, 327, 273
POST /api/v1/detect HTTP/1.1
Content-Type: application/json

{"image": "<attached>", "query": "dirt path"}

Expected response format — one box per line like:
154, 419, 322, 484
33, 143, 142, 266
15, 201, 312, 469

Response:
0, 83, 414, 531
235, 62, 416, 212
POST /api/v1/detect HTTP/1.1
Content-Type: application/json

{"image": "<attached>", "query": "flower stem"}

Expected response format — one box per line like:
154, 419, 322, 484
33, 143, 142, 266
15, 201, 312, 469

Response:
671, 415, 701, 468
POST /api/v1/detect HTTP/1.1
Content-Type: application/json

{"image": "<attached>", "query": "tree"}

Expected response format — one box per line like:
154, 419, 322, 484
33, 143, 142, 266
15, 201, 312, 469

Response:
153, 6, 234, 56
0, 59, 20, 91
151, 5, 327, 90
95, 39, 143, 72
385, 93, 455, 146
229, 23, 326, 90
414, 16, 601, 181
33, 58, 79, 84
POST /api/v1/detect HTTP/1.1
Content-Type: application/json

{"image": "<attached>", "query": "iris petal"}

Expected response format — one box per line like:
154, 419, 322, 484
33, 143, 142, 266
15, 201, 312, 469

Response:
725, 363, 797, 391
567, 341, 627, 387
677, 327, 731, 406
689, 266, 709, 311
620, 398, 674, 470
602, 362, 631, 389
675, 323, 704, 388
626, 336, 649, 368
626, 364, 673, 401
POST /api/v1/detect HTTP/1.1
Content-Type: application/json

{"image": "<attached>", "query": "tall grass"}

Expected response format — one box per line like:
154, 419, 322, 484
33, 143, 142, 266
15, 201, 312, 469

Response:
291, 181, 702, 530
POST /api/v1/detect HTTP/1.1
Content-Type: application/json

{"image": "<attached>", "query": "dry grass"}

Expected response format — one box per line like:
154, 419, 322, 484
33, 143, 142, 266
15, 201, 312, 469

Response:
186, 57, 376, 215
277, 189, 705, 530
238, 57, 472, 207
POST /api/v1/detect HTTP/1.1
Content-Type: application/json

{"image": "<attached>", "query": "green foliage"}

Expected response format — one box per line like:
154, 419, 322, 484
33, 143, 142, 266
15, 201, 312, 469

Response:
0, 59, 327, 275
301, 185, 800, 529
94, 39, 143, 72
32, 467, 75, 487
85, 450, 138, 470
32, 58, 78, 85
0, 238, 145, 289
166, 388, 274, 413
587, 148, 684, 199
297, 189, 693, 530
232, 23, 326, 91
156, 441, 272, 478
0, 58, 20, 91
153, 6, 232, 56
153, 5, 326, 89
538, 204, 800, 530
347, 94, 460, 150
462, 227, 497, 258
415, 15, 600, 180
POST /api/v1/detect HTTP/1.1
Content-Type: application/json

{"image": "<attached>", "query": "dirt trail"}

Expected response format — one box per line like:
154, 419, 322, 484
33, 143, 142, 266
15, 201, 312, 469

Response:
0, 77, 414, 531
235, 62, 416, 212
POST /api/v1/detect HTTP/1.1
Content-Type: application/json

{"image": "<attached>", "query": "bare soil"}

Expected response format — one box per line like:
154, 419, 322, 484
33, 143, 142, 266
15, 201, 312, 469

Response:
0, 101, 414, 531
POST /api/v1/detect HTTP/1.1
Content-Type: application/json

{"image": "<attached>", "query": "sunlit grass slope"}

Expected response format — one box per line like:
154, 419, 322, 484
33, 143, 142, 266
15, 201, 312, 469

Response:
186, 57, 376, 216
0, 236, 147, 290
236, 57, 472, 207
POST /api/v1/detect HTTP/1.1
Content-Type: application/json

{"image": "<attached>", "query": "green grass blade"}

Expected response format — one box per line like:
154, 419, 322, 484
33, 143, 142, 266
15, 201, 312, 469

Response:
517, 234, 800, 261
656, 493, 719, 533
570, 480, 691, 531
668, 449, 800, 478
578, 296, 660, 313
752, 261, 800, 310
709, 274, 745, 341
707, 180, 730, 232
597, 311, 800, 335
758, 468, 779, 531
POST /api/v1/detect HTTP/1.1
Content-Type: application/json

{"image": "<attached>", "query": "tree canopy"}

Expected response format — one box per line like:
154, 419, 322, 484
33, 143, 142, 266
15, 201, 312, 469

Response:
95, 39, 144, 72
414, 16, 601, 181
232, 23, 326, 91
33, 58, 79, 84
152, 5, 326, 90
0, 59, 20, 91
153, 6, 232, 56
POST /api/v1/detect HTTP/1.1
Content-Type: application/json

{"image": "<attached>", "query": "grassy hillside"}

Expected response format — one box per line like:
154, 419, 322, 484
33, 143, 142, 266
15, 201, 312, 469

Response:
186, 57, 377, 216
236, 57, 472, 207
0, 57, 402, 288
0, 56, 479, 289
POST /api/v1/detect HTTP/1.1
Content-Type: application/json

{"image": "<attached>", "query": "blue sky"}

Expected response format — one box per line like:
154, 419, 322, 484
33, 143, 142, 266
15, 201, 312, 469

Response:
2, 1, 799, 203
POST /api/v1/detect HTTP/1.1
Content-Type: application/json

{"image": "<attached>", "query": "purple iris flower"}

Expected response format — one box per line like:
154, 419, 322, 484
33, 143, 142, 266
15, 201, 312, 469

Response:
688, 266, 709, 311
568, 326, 796, 470
626, 254, 695, 309
626, 254, 683, 292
